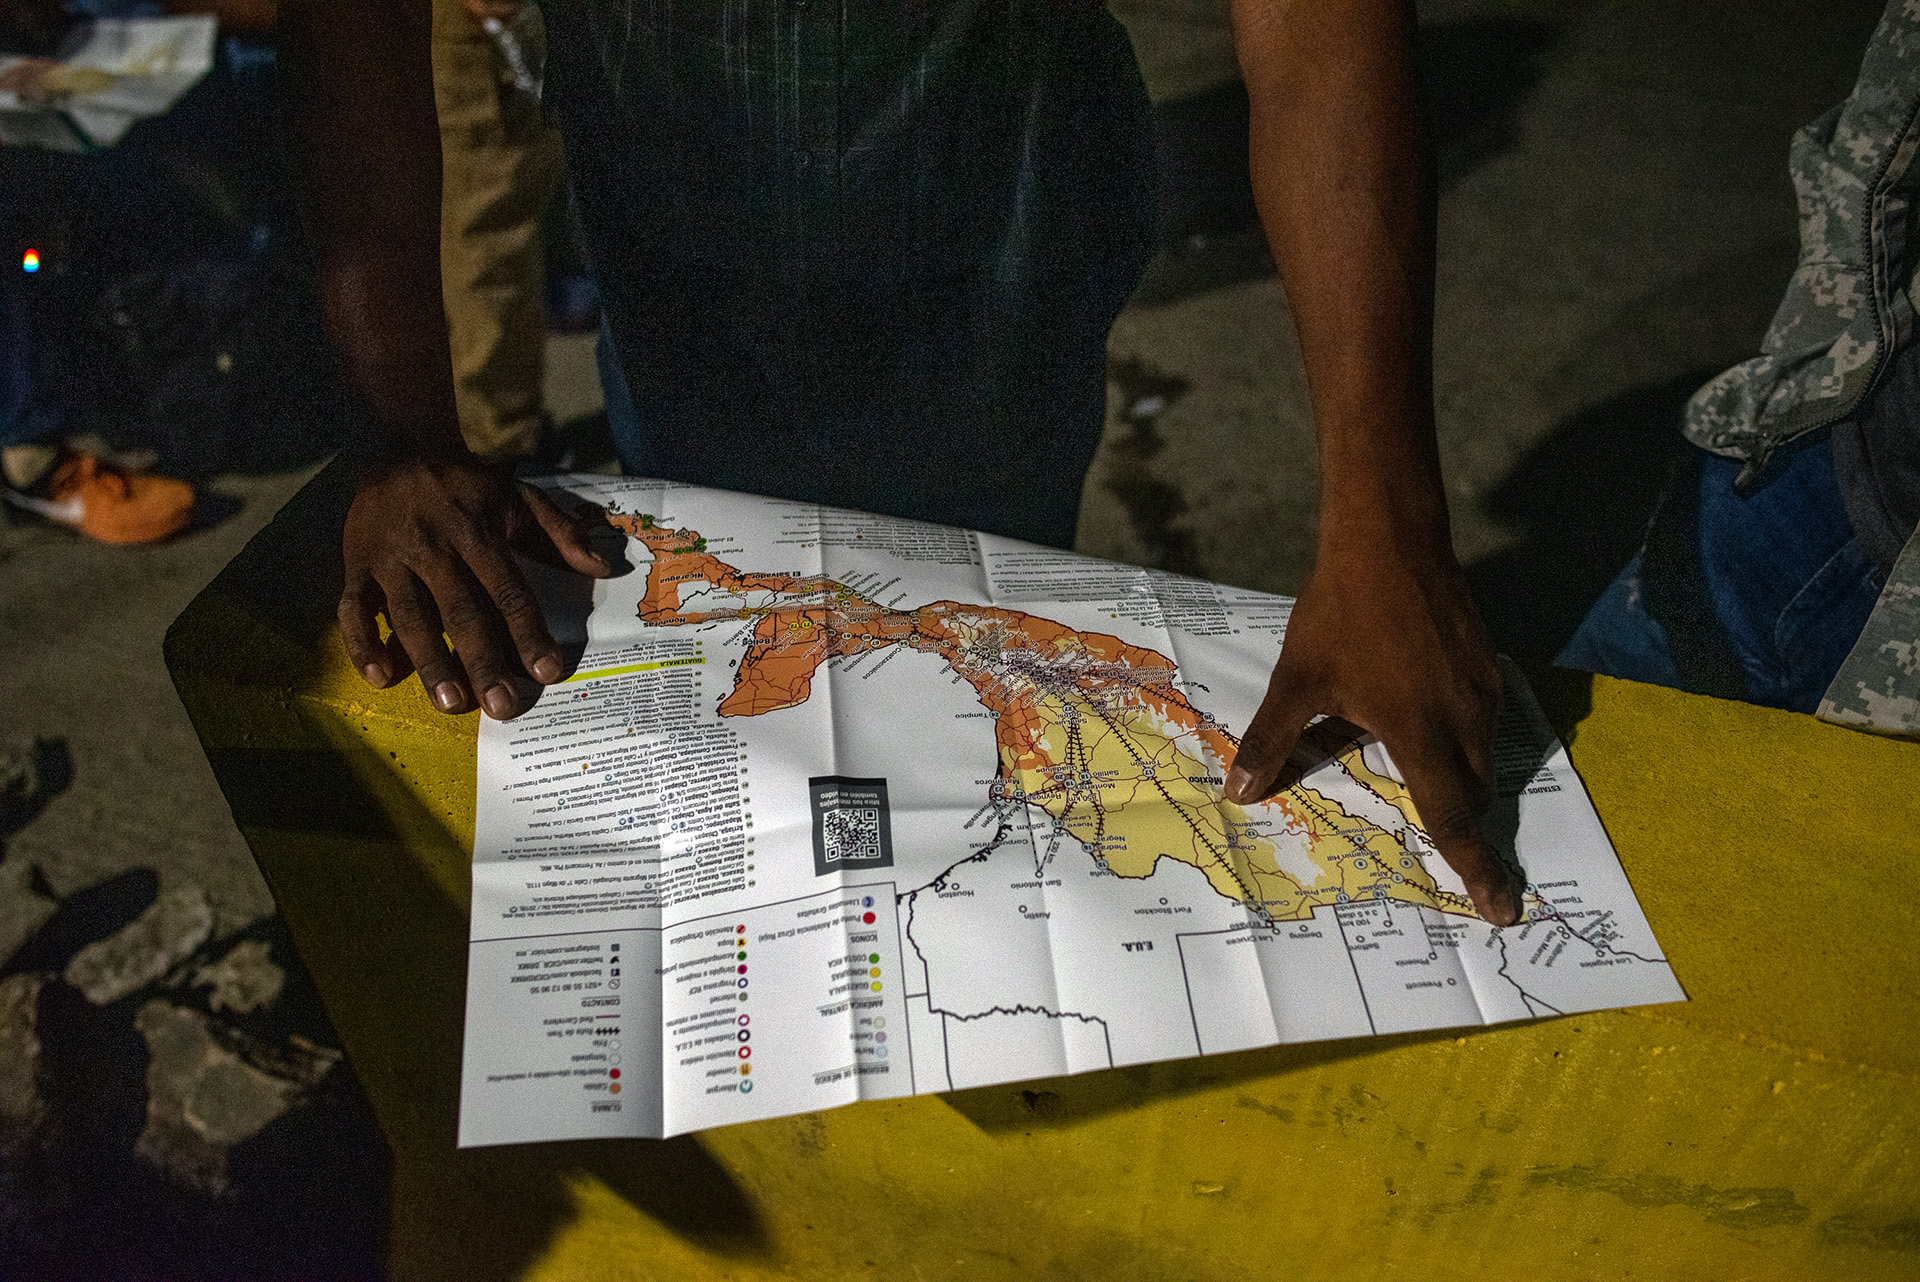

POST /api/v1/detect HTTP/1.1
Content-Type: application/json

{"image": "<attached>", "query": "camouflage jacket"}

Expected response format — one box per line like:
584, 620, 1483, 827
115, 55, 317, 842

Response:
1683, 0, 1920, 737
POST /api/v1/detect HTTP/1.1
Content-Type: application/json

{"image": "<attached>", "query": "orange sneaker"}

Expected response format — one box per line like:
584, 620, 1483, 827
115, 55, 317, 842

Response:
2, 452, 195, 545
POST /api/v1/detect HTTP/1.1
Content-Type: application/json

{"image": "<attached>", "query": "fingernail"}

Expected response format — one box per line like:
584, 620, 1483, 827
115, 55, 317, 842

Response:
531, 655, 562, 683
483, 684, 516, 719
361, 663, 388, 687
433, 681, 465, 713
1224, 766, 1256, 803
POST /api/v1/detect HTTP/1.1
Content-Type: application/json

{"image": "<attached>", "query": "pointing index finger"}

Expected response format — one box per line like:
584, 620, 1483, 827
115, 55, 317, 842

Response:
1226, 662, 1319, 805
1392, 732, 1522, 927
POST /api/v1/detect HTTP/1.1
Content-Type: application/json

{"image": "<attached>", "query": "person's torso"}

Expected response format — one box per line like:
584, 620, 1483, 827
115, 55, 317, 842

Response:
540, 0, 1154, 398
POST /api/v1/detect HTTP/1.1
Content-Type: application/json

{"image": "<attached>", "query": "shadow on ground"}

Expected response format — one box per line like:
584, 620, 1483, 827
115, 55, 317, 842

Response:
1132, 14, 1553, 308
0, 896, 391, 1281
1465, 372, 1704, 661
1465, 234, 1806, 661
0, 742, 390, 1282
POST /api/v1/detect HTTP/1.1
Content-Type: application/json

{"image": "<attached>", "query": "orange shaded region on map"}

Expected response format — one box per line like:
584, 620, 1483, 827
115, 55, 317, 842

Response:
609, 510, 1491, 923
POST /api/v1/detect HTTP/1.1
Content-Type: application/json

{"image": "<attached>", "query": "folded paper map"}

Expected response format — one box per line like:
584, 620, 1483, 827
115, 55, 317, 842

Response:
0, 17, 214, 151
458, 476, 1683, 1145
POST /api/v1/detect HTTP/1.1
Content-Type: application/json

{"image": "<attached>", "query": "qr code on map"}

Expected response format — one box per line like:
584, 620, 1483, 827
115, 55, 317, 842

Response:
822, 808, 882, 865
808, 777, 894, 875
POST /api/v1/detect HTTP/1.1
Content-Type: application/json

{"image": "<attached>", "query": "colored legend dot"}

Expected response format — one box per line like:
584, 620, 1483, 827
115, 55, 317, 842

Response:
736, 950, 746, 960
870, 981, 882, 992
862, 912, 876, 924
736, 925, 746, 933
610, 1083, 621, 1094
21, 249, 39, 273
609, 1068, 620, 1079
868, 953, 879, 964
739, 1064, 751, 1076
869, 967, 880, 977
737, 964, 747, 974
739, 1046, 751, 1059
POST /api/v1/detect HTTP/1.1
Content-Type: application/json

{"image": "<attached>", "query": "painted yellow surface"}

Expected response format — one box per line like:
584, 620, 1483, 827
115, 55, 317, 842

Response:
166, 471, 1920, 1281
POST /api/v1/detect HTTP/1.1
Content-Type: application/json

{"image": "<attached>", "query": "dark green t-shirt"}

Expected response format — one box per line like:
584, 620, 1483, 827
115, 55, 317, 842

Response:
539, 0, 1155, 537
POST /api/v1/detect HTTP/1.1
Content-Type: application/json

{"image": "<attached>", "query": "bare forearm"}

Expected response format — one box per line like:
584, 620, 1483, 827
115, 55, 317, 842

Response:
1232, 0, 1446, 549
1224, 3, 1516, 924
280, 0, 463, 452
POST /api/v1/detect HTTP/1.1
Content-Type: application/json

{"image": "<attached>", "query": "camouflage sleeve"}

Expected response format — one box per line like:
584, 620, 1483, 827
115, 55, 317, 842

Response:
1685, 1, 1920, 459
1818, 526, 1920, 737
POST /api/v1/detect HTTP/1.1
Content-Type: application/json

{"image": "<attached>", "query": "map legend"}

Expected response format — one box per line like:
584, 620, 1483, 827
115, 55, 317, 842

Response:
658, 884, 912, 1133
457, 927, 664, 1145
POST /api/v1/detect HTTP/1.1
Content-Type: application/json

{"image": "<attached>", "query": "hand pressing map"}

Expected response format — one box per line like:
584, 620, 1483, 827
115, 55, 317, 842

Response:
610, 509, 1516, 929
457, 478, 1682, 1144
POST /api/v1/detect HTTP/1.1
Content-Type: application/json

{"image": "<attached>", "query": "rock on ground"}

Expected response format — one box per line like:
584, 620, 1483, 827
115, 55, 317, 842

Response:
132, 999, 339, 1194
63, 882, 213, 1006
193, 937, 285, 1015
0, 972, 47, 1146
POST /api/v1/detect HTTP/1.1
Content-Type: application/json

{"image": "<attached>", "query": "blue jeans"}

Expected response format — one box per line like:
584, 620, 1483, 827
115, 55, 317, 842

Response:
1557, 434, 1886, 714
0, 289, 56, 448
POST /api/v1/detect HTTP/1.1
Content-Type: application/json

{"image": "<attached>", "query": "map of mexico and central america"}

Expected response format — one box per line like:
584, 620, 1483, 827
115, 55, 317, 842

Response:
456, 479, 1681, 1144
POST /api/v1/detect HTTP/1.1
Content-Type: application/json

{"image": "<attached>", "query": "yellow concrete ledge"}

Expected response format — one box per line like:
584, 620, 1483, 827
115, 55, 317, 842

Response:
166, 464, 1920, 1281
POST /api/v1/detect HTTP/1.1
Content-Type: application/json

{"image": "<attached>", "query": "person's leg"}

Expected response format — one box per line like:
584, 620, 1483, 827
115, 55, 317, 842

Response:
1692, 437, 1886, 712
1, 273, 194, 544
1554, 553, 1690, 690
431, 0, 564, 462
1560, 434, 1884, 713
1, 288, 51, 454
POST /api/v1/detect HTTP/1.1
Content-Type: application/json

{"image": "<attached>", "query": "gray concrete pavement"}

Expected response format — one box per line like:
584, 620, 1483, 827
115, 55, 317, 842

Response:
0, 0, 1890, 1274
1087, 0, 1884, 660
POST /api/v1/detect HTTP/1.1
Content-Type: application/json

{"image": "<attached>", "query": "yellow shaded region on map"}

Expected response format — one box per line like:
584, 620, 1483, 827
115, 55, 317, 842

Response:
1004, 693, 1450, 923
610, 506, 1488, 922
560, 656, 705, 684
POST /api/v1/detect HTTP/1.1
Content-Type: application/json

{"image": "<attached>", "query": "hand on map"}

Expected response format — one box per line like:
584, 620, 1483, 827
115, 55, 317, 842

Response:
1224, 538, 1524, 927
340, 455, 614, 720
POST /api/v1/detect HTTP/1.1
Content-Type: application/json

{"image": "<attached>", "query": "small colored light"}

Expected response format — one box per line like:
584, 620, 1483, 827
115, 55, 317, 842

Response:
21, 250, 39, 273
